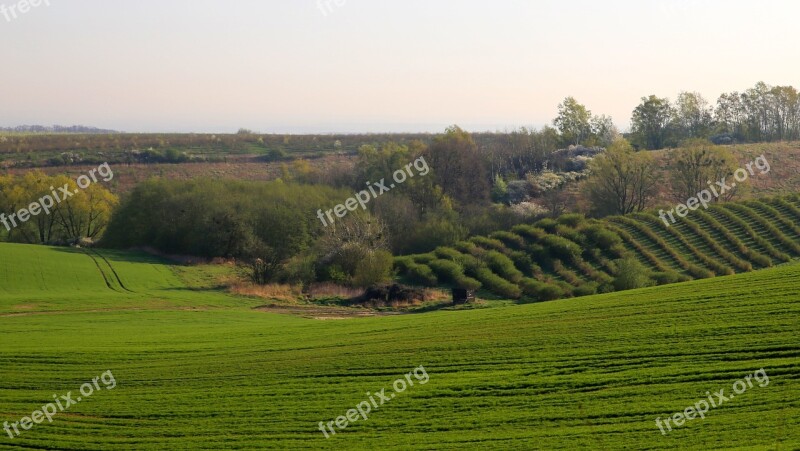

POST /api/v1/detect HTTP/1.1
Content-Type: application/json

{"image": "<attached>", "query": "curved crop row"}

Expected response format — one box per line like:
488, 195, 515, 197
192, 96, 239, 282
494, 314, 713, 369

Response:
473, 268, 521, 299
706, 206, 786, 264
488, 231, 527, 251
693, 208, 775, 267
552, 259, 584, 287
604, 224, 671, 273
674, 215, 751, 272
615, 215, 711, 277
748, 200, 800, 239
724, 203, 800, 257
635, 215, 722, 278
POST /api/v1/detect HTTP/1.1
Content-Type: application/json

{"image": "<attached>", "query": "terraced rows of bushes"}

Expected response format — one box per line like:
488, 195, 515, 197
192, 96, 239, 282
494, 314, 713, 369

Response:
395, 194, 800, 302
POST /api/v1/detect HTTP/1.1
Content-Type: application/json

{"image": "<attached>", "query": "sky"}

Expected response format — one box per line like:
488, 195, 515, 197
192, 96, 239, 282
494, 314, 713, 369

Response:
1, 0, 798, 134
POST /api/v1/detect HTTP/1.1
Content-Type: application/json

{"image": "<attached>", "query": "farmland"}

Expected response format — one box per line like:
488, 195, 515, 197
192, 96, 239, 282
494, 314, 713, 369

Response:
0, 242, 798, 449
397, 194, 800, 301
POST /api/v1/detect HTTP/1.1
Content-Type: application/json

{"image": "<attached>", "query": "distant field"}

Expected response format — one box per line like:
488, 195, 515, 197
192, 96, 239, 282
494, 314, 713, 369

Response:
0, 243, 798, 449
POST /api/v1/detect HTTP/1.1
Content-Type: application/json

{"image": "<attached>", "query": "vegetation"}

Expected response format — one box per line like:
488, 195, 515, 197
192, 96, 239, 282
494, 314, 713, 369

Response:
396, 194, 800, 302
0, 171, 117, 244
0, 242, 797, 448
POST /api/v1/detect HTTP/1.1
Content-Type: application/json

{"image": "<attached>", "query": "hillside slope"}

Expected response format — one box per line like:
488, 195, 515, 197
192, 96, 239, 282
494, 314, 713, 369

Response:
0, 244, 255, 314
0, 247, 798, 449
396, 194, 800, 302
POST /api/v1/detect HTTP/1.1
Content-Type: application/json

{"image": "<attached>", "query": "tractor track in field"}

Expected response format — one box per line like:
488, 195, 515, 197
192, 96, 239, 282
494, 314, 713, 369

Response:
80, 249, 136, 294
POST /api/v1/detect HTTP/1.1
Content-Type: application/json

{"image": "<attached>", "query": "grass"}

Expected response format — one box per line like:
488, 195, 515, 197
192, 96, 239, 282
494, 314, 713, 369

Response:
0, 243, 798, 449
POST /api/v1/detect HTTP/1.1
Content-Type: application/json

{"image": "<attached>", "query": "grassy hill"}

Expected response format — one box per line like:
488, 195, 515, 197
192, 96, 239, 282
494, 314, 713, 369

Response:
396, 194, 800, 302
0, 243, 798, 449
0, 244, 258, 314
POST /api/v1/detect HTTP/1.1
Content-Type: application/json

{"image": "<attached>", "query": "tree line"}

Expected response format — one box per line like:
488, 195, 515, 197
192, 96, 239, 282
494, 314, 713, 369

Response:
629, 82, 800, 149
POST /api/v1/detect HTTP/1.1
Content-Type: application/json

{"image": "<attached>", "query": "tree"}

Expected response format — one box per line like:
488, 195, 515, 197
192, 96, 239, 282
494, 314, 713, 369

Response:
631, 95, 675, 150
553, 97, 592, 146
586, 139, 658, 216
674, 91, 713, 141
589, 114, 619, 147
669, 139, 739, 203
714, 92, 747, 141
424, 126, 490, 206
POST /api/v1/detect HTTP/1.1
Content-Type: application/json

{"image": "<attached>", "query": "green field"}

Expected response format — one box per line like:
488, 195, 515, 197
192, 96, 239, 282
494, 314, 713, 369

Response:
0, 243, 798, 449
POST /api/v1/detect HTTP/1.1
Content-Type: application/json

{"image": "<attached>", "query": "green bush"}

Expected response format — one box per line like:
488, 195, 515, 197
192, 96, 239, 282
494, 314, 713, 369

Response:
557, 214, 586, 228
511, 225, 547, 242
428, 259, 465, 284
454, 274, 482, 290
405, 262, 438, 286
541, 235, 582, 263
613, 257, 654, 291
489, 231, 527, 250
554, 225, 585, 245
352, 250, 395, 287
534, 218, 559, 233
652, 271, 691, 285
414, 253, 437, 264
583, 224, 622, 250
520, 278, 565, 301
469, 236, 509, 254
434, 246, 463, 261
474, 268, 522, 299
483, 250, 524, 283
509, 251, 537, 276
573, 282, 599, 297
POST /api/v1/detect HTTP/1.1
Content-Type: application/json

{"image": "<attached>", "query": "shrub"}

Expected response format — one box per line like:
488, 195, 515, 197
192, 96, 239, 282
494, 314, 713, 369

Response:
434, 246, 464, 261
405, 262, 438, 286
554, 225, 585, 245
557, 213, 586, 228
483, 250, 524, 283
414, 253, 437, 264
583, 224, 623, 250
428, 259, 465, 284
352, 250, 395, 287
454, 274, 482, 290
613, 257, 654, 291
651, 271, 691, 285
511, 224, 547, 242
552, 259, 582, 286
469, 236, 509, 254
474, 268, 522, 299
509, 251, 537, 276
519, 278, 564, 301
534, 218, 559, 233
489, 231, 526, 250
541, 235, 582, 262
573, 282, 599, 297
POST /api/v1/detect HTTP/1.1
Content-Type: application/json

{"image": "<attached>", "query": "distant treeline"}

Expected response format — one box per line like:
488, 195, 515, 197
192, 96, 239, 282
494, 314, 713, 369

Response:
627, 81, 800, 149
0, 125, 119, 134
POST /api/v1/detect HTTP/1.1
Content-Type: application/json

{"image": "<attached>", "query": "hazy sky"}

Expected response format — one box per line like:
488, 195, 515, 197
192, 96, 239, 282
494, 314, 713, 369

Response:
1, 0, 798, 133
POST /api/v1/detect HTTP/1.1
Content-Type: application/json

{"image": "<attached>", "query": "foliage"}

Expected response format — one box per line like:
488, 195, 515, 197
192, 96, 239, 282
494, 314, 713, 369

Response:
585, 139, 658, 216
612, 257, 654, 291
0, 170, 118, 244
